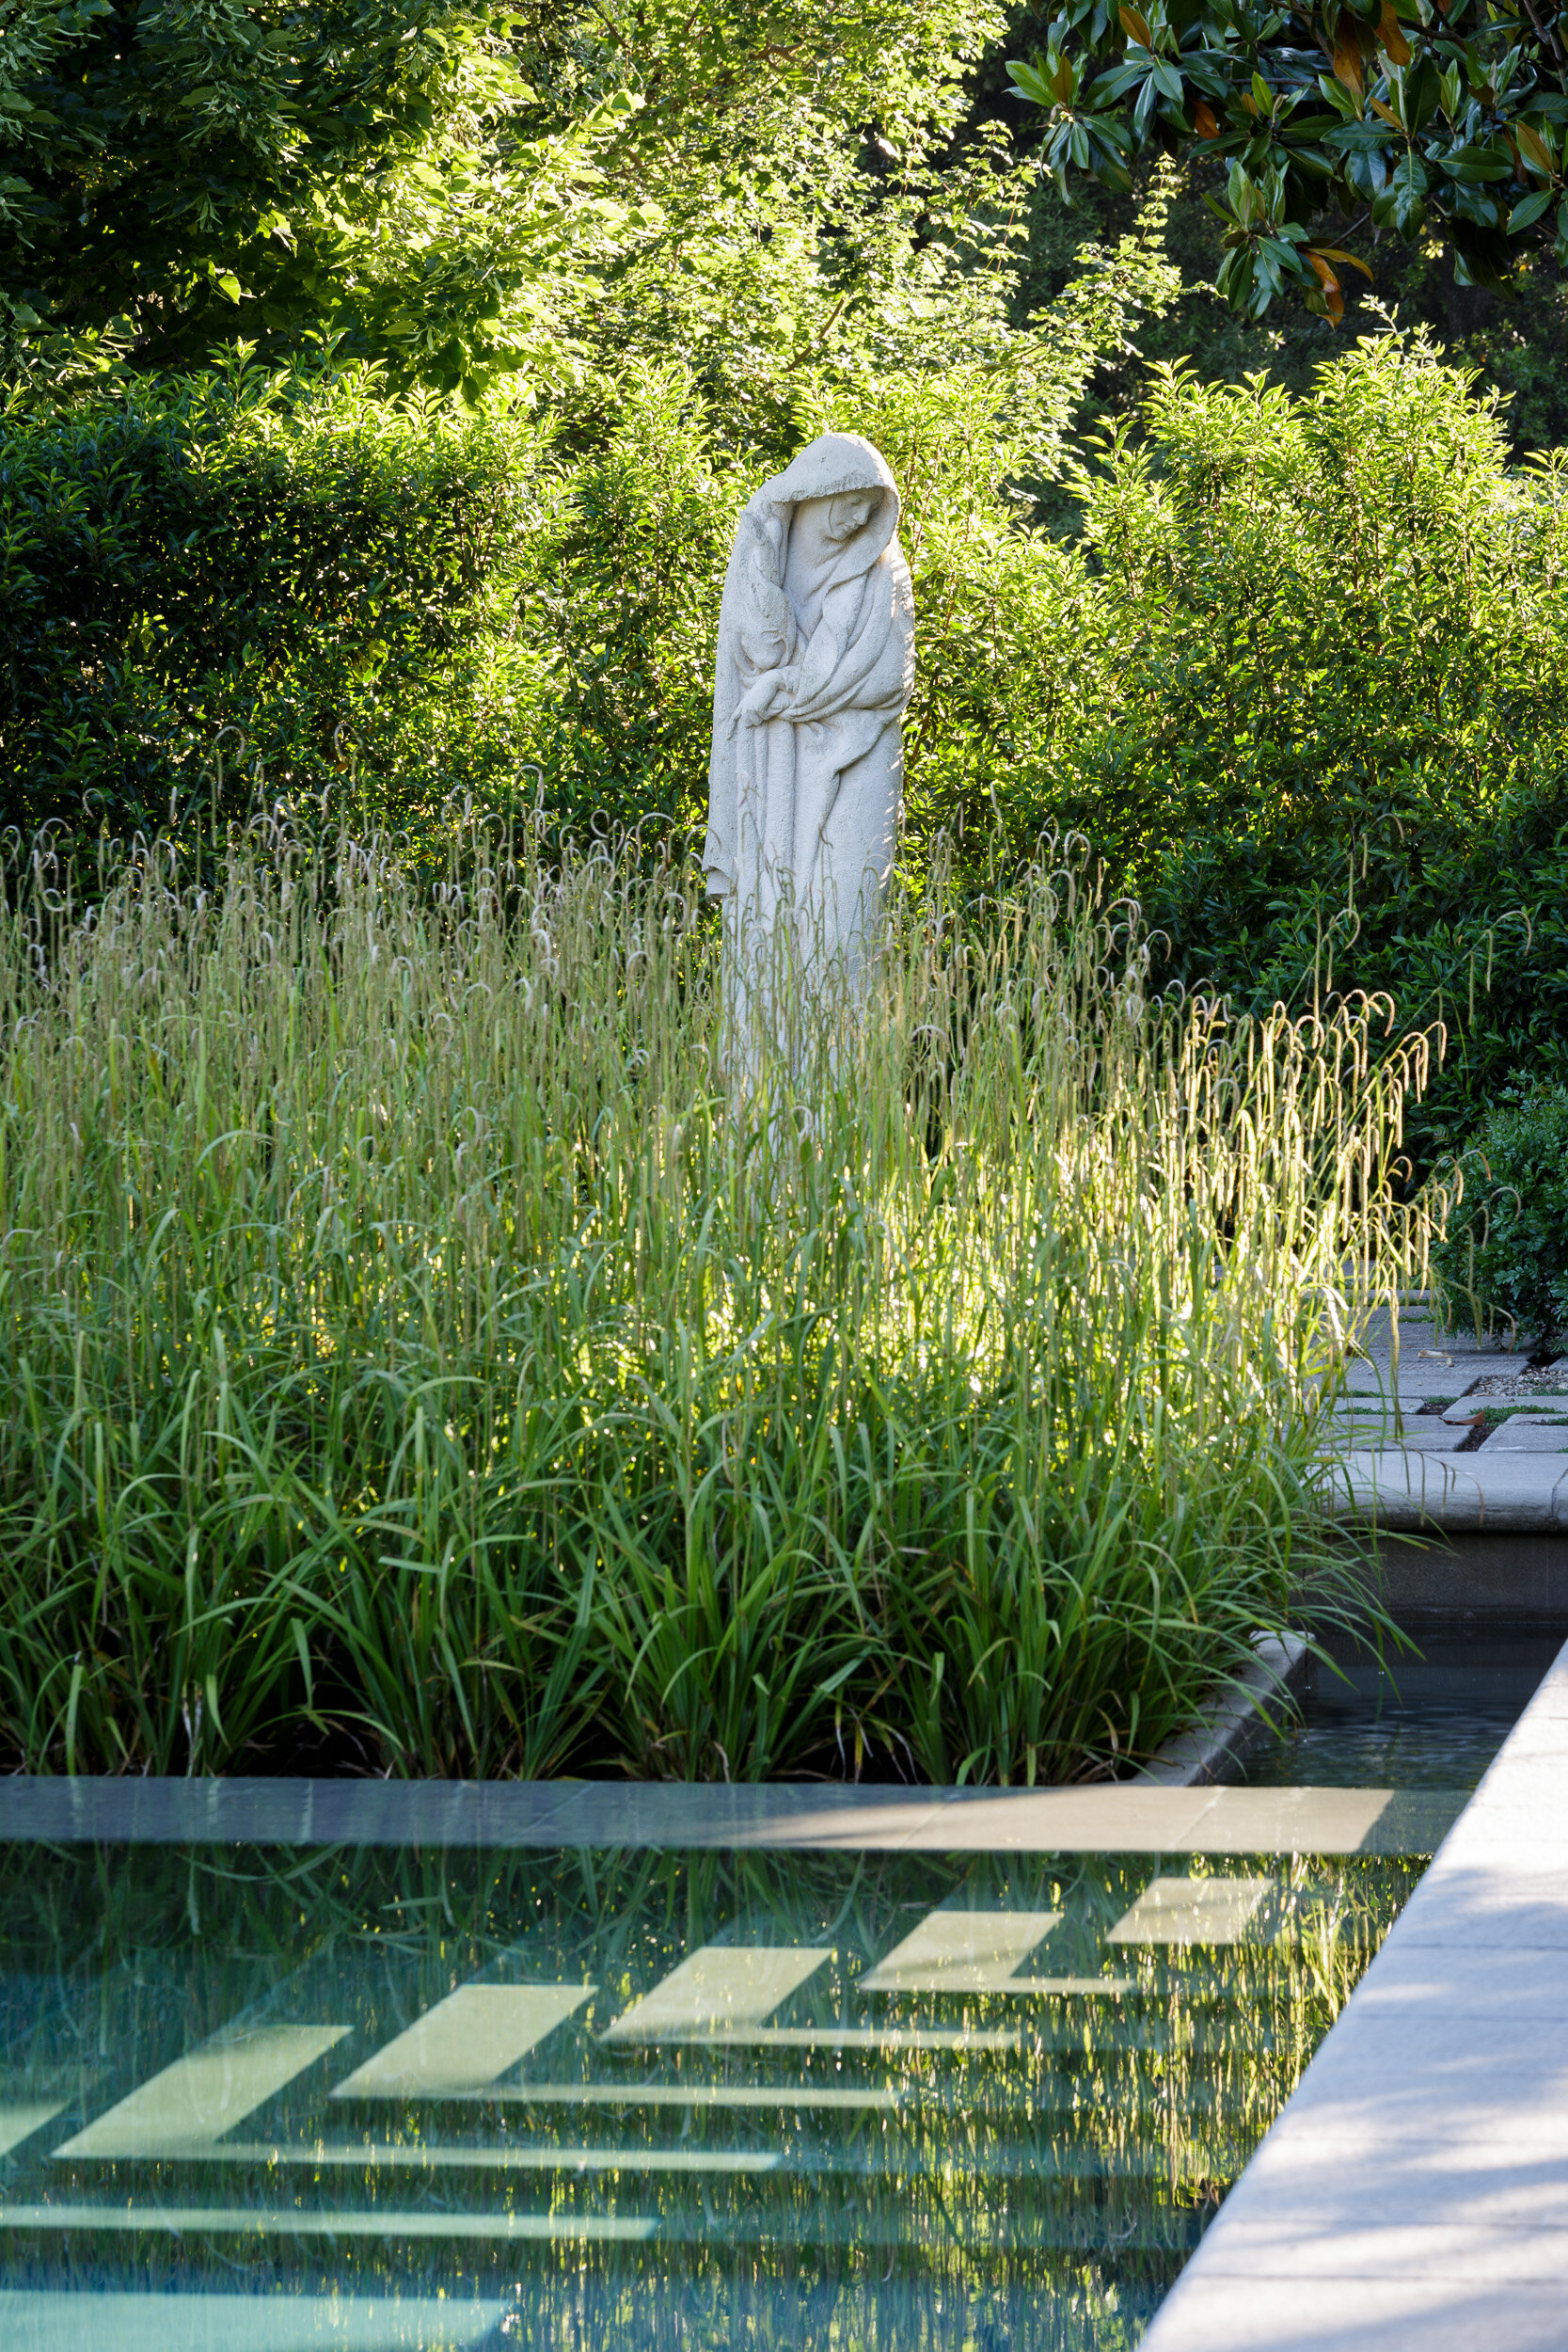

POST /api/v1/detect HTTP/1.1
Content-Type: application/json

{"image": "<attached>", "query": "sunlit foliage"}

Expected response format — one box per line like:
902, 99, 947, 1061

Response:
0, 809, 1425, 1777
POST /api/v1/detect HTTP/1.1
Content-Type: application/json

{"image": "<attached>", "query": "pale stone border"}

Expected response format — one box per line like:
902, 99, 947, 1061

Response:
1137, 1631, 1568, 2352
1325, 1448, 1568, 1534
0, 1771, 1458, 1854
1135, 1633, 1309, 1787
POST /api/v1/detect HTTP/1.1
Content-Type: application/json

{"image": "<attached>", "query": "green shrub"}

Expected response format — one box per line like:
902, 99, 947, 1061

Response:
0, 357, 551, 847
8, 320, 1567, 1175
1059, 334, 1568, 1169
537, 331, 1568, 1172
1069, 334, 1568, 874
1432, 1085, 1568, 1343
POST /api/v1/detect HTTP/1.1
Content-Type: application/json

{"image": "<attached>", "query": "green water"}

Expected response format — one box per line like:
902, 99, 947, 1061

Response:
0, 1839, 1426, 2349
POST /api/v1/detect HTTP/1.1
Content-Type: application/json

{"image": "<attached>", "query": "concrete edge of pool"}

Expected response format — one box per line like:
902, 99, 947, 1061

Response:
1138, 1628, 1568, 2352
0, 1772, 1463, 1856
1134, 1632, 1309, 1788
0, 1623, 1540, 2348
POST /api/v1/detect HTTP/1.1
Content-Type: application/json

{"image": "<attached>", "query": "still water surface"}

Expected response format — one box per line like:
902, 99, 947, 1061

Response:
1236, 1628, 1561, 1790
0, 1836, 1433, 2348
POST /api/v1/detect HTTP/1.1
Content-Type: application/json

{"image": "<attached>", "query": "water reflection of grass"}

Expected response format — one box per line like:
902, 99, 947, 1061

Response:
0, 1842, 1422, 2343
0, 816, 1428, 1781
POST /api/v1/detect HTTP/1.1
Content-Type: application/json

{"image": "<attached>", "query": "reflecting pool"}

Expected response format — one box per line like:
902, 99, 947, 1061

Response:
1235, 1627, 1562, 1789
0, 1833, 1436, 2348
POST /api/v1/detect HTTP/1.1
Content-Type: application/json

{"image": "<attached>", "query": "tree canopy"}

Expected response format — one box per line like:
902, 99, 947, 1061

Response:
0, 0, 641, 395
0, 0, 1036, 398
1006, 0, 1568, 316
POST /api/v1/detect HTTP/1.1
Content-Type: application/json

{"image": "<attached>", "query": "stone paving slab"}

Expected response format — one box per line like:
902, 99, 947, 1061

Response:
0, 1775, 1463, 1856
1378, 1422, 1468, 1452
1138, 2277, 1568, 2352
1137, 1635, 1568, 2352
1336, 1370, 1469, 1403
1170, 2221, 1568, 2282
1325, 1448, 1568, 1531
1339, 1301, 1534, 1390
1484, 1422, 1568, 1452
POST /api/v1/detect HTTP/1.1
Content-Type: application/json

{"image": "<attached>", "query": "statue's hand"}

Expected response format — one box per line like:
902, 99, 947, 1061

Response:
730, 668, 797, 733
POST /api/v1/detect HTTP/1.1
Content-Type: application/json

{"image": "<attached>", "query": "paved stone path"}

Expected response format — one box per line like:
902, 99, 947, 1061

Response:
1324, 1299, 1568, 1537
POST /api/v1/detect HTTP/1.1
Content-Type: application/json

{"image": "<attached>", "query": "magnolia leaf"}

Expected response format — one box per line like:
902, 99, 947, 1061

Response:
1516, 123, 1557, 177
1006, 59, 1056, 104
1307, 245, 1376, 278
1509, 187, 1556, 231
1378, 2, 1412, 64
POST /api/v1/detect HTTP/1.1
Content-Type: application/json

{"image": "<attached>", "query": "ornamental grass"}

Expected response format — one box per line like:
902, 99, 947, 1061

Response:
0, 810, 1430, 1779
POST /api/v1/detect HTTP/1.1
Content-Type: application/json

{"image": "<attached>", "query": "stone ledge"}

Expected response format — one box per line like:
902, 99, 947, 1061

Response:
1134, 1633, 1309, 1787
1322, 1448, 1568, 1534
1137, 1634, 1568, 2352
0, 1772, 1459, 1855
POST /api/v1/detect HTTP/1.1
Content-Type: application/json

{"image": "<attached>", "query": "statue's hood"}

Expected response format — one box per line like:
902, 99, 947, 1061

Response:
753, 433, 901, 581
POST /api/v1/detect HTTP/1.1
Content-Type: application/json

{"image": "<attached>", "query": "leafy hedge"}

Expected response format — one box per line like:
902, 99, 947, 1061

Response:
0, 218, 1176, 853
1433, 1084, 1568, 1342
6, 325, 1568, 1171
1068, 342, 1568, 1168
0, 359, 548, 845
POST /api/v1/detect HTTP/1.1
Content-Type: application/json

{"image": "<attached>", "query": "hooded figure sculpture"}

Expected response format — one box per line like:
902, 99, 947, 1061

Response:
704, 433, 915, 1058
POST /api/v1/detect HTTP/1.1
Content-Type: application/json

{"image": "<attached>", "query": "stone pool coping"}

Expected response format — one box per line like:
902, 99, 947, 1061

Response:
1326, 1447, 1568, 1534
0, 1772, 1459, 1854
1138, 1629, 1568, 2352
1323, 1446, 1568, 1621
1135, 1631, 1309, 1787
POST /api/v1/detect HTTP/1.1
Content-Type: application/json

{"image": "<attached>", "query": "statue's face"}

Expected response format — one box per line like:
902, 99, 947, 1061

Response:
825, 489, 879, 543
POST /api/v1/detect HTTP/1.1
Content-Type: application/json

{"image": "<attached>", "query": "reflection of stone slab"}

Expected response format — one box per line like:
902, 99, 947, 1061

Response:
683, 2024, 1021, 2051
602, 1946, 829, 2042
0, 2291, 511, 2352
0, 2203, 651, 2244
56, 2025, 349, 2157
1108, 1877, 1270, 1945
0, 2102, 62, 2157
333, 1985, 592, 2098
494, 2081, 904, 2111
212, 2137, 782, 2175
861, 1908, 1060, 1991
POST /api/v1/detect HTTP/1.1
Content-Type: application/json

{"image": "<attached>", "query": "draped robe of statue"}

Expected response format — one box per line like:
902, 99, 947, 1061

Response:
703, 434, 915, 1070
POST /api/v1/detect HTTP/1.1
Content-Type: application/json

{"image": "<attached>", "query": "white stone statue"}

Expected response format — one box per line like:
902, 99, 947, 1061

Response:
704, 433, 915, 1068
